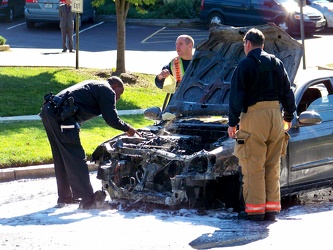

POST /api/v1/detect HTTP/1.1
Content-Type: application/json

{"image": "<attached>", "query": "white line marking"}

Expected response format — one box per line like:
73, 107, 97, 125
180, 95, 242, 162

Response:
141, 27, 166, 43
7, 22, 25, 30
73, 21, 104, 36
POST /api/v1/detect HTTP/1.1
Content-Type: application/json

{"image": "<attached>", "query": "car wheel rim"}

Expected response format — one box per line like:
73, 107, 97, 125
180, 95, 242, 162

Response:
278, 22, 288, 31
8, 8, 14, 22
211, 16, 221, 24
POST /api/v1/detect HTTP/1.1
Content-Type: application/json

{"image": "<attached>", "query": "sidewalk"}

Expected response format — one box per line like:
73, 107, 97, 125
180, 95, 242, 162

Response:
0, 109, 146, 122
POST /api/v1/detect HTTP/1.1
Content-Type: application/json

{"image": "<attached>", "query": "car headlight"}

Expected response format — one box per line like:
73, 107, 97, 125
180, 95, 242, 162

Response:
294, 14, 310, 20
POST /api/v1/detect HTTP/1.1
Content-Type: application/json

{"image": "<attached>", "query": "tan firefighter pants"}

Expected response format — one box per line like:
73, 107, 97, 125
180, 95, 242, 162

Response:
234, 101, 284, 215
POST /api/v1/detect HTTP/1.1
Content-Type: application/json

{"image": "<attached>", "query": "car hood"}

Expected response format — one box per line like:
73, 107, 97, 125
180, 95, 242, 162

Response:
312, 1, 333, 10
278, 0, 324, 14
164, 23, 303, 118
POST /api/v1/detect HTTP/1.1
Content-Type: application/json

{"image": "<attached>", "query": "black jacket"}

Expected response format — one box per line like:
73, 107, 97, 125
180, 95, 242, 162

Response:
228, 48, 296, 127
56, 80, 130, 132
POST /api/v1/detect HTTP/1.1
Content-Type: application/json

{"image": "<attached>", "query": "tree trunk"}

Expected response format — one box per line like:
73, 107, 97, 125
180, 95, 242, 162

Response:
115, 0, 130, 74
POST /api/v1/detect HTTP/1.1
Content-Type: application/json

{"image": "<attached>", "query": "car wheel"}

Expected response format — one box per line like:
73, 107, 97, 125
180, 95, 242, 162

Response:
5, 8, 14, 22
275, 18, 290, 33
209, 12, 225, 25
26, 21, 35, 29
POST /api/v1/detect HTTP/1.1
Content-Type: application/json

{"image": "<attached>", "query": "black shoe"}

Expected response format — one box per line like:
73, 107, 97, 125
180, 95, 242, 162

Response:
238, 211, 264, 221
69, 50, 75, 53
264, 211, 278, 221
55, 196, 79, 208
79, 191, 106, 210
62, 49, 67, 52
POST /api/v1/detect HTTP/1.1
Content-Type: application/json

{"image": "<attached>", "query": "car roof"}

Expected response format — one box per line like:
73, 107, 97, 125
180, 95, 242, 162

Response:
165, 23, 303, 117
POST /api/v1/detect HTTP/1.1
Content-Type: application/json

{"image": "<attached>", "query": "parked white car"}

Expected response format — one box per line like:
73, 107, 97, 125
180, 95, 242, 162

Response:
307, 0, 333, 28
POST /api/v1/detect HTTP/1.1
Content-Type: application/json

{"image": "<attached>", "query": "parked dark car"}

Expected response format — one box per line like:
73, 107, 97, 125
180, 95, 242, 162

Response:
24, 0, 95, 28
0, 0, 25, 22
199, 0, 326, 35
90, 23, 333, 211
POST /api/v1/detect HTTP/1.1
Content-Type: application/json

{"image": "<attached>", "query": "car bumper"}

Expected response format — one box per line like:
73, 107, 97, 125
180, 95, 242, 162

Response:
293, 18, 326, 33
24, 9, 59, 23
0, 6, 9, 18
325, 15, 333, 28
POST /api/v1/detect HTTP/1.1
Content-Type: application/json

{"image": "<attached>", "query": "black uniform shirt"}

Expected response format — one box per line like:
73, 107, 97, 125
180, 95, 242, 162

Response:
228, 48, 296, 127
56, 80, 130, 132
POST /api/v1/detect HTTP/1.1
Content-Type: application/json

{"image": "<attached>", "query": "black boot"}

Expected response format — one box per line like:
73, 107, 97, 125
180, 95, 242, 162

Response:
264, 211, 278, 221
79, 191, 106, 210
55, 196, 79, 208
238, 211, 264, 221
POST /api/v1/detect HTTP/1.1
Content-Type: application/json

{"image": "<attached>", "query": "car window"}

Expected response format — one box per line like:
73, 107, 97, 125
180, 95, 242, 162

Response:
297, 86, 322, 115
298, 82, 333, 121
308, 94, 333, 122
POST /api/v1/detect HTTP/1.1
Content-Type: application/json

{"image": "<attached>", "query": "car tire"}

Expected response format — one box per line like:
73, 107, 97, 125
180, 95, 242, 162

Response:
209, 12, 225, 25
26, 21, 35, 29
5, 7, 14, 22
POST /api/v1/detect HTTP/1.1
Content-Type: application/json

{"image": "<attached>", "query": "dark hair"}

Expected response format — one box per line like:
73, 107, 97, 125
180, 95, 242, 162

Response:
107, 76, 124, 88
243, 28, 265, 47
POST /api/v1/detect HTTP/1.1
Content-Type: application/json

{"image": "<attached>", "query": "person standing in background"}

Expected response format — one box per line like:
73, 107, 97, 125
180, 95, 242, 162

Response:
59, 0, 75, 53
155, 34, 194, 89
155, 34, 194, 109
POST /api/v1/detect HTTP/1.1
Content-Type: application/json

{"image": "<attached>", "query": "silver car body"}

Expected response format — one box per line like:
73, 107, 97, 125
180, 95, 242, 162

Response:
24, 0, 95, 28
308, 0, 333, 27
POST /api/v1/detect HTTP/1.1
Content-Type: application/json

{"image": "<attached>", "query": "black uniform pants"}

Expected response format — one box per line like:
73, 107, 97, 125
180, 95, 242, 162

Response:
40, 102, 93, 200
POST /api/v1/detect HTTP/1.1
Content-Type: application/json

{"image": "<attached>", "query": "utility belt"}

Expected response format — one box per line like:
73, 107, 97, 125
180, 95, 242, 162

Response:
257, 96, 279, 102
244, 96, 279, 112
43, 91, 78, 121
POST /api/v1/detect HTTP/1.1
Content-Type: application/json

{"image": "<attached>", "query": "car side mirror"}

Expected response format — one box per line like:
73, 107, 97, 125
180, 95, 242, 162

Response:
144, 107, 162, 121
298, 110, 322, 125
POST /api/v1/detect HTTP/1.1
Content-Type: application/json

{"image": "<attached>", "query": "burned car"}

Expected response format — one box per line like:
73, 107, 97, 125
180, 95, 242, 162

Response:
91, 23, 333, 211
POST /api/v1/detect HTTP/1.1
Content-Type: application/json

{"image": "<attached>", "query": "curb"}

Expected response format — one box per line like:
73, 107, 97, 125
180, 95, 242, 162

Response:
0, 163, 98, 183
0, 44, 10, 51
0, 109, 146, 122
96, 15, 206, 28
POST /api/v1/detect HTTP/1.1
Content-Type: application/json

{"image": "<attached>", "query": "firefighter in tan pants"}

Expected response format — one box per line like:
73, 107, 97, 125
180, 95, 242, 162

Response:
228, 28, 296, 221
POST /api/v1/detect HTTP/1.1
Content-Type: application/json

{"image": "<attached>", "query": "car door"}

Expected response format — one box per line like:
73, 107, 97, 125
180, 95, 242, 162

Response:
249, 0, 279, 25
287, 78, 333, 189
221, 0, 251, 26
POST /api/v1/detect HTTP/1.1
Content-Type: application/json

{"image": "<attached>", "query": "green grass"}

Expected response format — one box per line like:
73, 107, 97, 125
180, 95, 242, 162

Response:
0, 116, 152, 168
0, 67, 165, 168
0, 67, 165, 116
